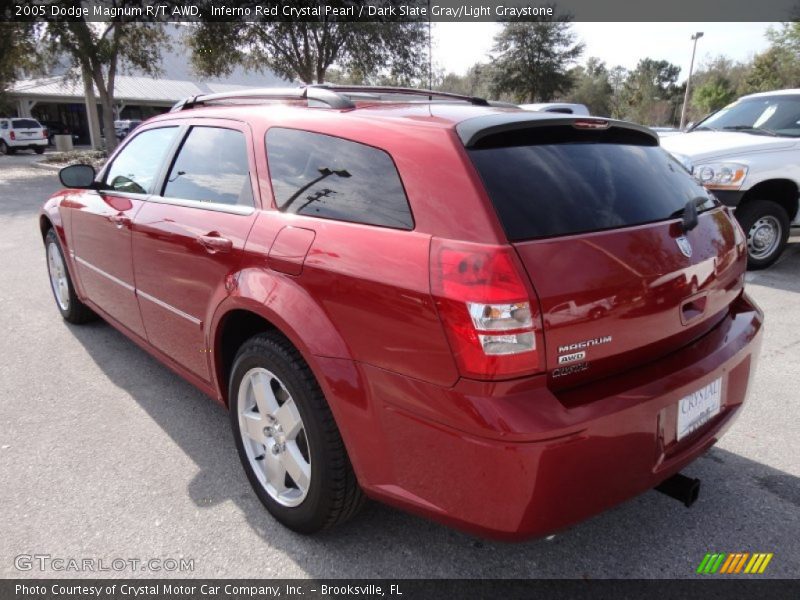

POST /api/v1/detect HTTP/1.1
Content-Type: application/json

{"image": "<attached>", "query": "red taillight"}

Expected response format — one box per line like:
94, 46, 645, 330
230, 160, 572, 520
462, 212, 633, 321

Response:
430, 239, 543, 380
42, 128, 48, 139
9, 131, 15, 141
573, 119, 610, 129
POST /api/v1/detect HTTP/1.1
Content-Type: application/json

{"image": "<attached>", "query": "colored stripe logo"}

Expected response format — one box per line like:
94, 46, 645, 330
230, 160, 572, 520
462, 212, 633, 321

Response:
697, 553, 773, 574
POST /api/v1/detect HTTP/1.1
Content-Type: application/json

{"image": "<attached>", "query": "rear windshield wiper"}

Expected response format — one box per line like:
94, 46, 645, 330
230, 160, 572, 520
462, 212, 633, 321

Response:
669, 197, 702, 232
722, 125, 777, 137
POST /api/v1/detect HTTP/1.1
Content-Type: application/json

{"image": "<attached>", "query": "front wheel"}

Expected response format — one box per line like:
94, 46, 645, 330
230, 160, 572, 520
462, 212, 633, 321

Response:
735, 200, 790, 269
229, 332, 364, 533
45, 229, 96, 324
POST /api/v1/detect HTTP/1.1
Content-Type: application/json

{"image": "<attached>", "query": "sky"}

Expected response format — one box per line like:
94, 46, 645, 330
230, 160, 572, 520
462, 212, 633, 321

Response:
433, 22, 778, 80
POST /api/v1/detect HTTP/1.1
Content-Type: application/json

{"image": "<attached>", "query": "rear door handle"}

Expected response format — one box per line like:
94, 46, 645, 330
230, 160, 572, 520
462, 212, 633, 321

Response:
198, 232, 233, 254
109, 213, 131, 229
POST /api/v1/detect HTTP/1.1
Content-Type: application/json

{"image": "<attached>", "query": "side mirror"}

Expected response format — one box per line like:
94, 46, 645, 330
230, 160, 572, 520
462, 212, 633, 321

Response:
59, 164, 97, 189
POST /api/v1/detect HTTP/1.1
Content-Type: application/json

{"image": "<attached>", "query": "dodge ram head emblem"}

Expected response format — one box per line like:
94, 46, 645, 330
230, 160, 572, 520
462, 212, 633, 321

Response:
676, 235, 693, 258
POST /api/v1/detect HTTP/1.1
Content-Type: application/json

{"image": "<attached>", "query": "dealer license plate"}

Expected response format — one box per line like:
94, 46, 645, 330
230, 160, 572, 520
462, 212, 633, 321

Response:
676, 378, 722, 441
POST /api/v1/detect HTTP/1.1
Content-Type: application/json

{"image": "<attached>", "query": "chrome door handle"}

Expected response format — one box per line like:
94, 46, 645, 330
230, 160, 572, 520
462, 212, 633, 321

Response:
198, 233, 233, 254
109, 213, 131, 229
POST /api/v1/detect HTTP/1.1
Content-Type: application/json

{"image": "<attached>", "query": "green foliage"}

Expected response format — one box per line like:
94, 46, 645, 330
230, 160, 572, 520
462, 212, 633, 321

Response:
565, 57, 613, 116
0, 23, 43, 112
620, 58, 682, 125
692, 77, 736, 114
431, 63, 499, 100
43, 11, 170, 151
489, 17, 584, 103
189, 5, 428, 85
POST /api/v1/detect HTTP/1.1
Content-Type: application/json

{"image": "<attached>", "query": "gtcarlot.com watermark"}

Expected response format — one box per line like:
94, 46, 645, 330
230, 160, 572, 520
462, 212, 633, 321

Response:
14, 554, 194, 573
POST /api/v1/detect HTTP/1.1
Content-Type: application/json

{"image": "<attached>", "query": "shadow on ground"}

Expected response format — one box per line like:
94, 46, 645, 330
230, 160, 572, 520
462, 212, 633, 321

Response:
66, 318, 799, 579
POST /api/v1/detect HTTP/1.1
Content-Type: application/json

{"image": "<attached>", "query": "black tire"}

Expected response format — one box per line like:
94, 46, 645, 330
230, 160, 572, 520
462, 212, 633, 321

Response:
34, 147, 45, 155
0, 140, 14, 155
44, 229, 97, 324
229, 331, 364, 533
735, 199, 790, 270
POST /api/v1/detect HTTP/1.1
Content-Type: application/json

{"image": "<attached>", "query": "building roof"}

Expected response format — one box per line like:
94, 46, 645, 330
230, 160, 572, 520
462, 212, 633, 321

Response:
9, 25, 286, 106
9, 75, 255, 105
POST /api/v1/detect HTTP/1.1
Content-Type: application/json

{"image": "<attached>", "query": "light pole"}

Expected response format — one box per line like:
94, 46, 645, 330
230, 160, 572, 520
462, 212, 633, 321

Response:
679, 31, 704, 130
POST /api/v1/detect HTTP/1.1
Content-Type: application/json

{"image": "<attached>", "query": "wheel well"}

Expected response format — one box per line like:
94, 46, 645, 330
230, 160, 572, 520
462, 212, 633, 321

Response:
216, 310, 276, 405
741, 179, 799, 221
39, 216, 53, 240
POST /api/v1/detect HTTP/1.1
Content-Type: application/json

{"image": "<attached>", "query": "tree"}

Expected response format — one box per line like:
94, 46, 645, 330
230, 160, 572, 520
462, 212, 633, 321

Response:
692, 76, 736, 114
0, 24, 42, 112
621, 58, 682, 125
489, 17, 584, 103
189, 4, 428, 85
566, 57, 613, 115
433, 63, 498, 100
607, 65, 628, 119
44, 13, 169, 152
740, 22, 800, 93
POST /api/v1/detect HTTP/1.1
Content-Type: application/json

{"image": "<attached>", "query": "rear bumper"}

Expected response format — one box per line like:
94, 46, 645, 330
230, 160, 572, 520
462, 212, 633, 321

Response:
319, 292, 763, 540
9, 139, 47, 148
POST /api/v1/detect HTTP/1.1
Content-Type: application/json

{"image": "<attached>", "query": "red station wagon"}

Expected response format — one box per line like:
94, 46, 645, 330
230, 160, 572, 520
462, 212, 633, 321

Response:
41, 86, 764, 539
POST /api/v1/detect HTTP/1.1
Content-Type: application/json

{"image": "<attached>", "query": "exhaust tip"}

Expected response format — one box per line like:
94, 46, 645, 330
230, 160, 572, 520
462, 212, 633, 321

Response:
656, 473, 701, 508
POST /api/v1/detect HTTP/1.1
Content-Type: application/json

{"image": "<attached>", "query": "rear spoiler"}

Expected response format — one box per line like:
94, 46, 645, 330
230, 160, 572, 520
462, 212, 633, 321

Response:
456, 114, 660, 148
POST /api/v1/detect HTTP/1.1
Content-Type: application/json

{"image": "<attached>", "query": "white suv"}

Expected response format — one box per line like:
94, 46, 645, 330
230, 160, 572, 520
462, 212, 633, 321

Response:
0, 117, 48, 155
661, 89, 800, 269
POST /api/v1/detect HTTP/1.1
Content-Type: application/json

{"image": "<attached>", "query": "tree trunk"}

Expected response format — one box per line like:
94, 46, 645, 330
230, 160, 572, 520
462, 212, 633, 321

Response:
81, 64, 102, 150
99, 94, 118, 153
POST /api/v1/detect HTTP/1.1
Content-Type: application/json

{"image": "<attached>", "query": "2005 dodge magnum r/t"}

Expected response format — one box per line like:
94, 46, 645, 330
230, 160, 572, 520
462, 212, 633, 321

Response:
40, 86, 763, 540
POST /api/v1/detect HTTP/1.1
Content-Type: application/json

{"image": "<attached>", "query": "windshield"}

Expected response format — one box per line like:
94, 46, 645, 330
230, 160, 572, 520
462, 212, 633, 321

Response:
697, 95, 800, 137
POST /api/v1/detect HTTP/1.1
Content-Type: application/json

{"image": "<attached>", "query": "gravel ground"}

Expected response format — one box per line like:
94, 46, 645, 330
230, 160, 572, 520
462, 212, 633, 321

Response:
1, 151, 798, 579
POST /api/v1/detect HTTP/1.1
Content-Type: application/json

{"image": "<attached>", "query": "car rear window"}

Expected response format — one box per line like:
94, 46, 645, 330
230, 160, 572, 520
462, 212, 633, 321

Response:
468, 130, 715, 241
12, 119, 41, 129
265, 128, 413, 230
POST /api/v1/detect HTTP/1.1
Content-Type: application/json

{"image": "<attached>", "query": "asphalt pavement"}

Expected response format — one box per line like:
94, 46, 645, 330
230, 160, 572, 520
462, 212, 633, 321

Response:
1, 150, 798, 578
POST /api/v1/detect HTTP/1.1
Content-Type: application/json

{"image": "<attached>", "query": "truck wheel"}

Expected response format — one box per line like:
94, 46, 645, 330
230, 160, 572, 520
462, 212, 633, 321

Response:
735, 199, 790, 269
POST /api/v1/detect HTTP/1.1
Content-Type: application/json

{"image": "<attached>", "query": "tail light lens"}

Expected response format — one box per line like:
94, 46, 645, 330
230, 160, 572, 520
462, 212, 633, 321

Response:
42, 128, 48, 139
9, 131, 15, 141
430, 239, 543, 380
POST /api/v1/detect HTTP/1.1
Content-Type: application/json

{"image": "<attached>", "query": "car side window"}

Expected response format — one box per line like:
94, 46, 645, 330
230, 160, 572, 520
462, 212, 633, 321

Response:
1, 121, 7, 130
163, 126, 253, 206
265, 128, 413, 230
104, 127, 178, 195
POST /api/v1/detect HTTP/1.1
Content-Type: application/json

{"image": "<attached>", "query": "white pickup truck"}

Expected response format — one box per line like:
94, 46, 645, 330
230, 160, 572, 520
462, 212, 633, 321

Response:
661, 89, 800, 269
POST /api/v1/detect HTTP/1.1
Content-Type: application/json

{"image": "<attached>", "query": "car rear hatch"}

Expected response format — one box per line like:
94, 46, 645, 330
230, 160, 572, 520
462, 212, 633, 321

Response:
461, 115, 747, 388
11, 118, 43, 139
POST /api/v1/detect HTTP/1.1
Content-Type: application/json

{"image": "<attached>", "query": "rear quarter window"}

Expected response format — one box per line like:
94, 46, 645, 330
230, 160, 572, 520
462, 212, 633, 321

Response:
265, 128, 413, 230
468, 134, 715, 240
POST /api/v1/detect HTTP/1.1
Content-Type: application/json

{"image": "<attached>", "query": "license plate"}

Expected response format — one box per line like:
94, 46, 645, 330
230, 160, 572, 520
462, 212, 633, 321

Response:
676, 378, 722, 441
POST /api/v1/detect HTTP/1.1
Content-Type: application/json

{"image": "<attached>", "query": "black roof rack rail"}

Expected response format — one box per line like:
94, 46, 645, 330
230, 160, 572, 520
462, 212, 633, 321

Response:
170, 86, 356, 112
170, 85, 493, 112
309, 84, 490, 106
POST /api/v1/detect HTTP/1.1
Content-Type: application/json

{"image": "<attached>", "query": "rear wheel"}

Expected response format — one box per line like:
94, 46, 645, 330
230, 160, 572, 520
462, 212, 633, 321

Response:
0, 140, 14, 155
735, 199, 790, 269
34, 147, 45, 154
229, 331, 364, 533
45, 229, 96, 324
